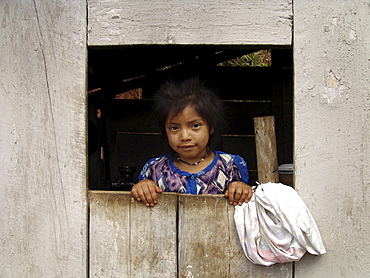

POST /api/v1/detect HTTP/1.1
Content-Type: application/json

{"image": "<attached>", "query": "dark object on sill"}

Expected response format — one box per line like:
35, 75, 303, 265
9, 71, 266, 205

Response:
110, 166, 137, 191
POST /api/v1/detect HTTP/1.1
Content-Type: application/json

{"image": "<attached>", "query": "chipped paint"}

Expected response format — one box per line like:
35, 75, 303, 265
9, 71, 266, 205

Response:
349, 29, 357, 40
331, 17, 338, 34
323, 71, 347, 103
294, 1, 370, 277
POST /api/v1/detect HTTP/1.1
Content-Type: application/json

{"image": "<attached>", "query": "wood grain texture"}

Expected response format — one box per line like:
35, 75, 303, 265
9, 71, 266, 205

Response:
0, 0, 87, 277
129, 192, 178, 277
178, 194, 292, 277
254, 116, 279, 183
90, 192, 292, 277
89, 191, 178, 277
87, 0, 292, 46
293, 0, 370, 277
178, 194, 232, 277
89, 193, 132, 277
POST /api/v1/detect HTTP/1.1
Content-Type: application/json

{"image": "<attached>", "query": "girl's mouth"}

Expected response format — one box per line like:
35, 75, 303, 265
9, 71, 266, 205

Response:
180, 145, 194, 151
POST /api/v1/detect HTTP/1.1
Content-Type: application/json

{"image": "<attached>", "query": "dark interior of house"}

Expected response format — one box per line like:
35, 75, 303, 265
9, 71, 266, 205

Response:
87, 45, 293, 190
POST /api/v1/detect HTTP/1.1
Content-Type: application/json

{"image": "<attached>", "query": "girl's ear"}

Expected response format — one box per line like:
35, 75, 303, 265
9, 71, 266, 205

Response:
209, 128, 214, 135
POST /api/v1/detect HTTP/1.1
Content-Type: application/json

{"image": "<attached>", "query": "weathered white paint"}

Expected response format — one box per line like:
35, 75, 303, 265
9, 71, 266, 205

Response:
293, 0, 370, 277
90, 192, 293, 277
1, 0, 369, 277
89, 192, 178, 277
87, 0, 293, 46
0, 0, 87, 277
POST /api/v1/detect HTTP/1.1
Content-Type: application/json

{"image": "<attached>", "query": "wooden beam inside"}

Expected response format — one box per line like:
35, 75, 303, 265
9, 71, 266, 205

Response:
254, 116, 279, 183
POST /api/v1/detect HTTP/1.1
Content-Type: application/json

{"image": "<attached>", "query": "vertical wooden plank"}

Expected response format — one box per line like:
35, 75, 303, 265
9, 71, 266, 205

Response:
89, 192, 294, 277
130, 193, 178, 278
178, 194, 231, 277
0, 1, 87, 277
178, 194, 293, 277
293, 1, 370, 277
89, 192, 131, 277
254, 116, 279, 183
89, 192, 178, 277
178, 195, 292, 278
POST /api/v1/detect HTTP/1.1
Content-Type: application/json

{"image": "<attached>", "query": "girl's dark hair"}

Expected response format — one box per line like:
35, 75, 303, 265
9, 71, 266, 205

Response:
153, 77, 225, 151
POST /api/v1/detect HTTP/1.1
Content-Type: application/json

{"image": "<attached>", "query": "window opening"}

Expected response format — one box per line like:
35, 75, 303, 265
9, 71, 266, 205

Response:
88, 46, 293, 190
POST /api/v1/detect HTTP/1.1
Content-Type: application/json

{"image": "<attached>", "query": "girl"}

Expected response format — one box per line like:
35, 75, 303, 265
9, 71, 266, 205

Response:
131, 77, 253, 207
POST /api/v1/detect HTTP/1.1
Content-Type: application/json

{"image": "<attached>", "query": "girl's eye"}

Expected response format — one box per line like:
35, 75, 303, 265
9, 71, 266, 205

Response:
192, 124, 200, 128
170, 126, 178, 131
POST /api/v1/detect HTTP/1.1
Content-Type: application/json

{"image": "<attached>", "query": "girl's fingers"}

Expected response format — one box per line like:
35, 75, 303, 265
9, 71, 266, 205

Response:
146, 186, 159, 206
224, 189, 229, 198
140, 185, 156, 206
131, 186, 140, 201
226, 182, 253, 205
247, 187, 253, 201
238, 186, 253, 204
236, 191, 247, 205
131, 180, 163, 207
225, 187, 235, 205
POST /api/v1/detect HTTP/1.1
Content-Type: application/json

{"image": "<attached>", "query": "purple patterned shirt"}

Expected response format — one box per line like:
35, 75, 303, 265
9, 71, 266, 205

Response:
138, 151, 249, 194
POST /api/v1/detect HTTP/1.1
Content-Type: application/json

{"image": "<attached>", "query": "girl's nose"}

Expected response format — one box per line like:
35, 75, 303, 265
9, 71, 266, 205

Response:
180, 129, 191, 141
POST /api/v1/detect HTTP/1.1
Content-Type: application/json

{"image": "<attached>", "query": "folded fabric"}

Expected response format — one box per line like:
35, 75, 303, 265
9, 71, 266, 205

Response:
234, 182, 326, 266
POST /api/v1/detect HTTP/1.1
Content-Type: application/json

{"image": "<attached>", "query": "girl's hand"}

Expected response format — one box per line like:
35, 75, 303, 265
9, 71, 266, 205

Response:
224, 181, 253, 206
131, 179, 163, 207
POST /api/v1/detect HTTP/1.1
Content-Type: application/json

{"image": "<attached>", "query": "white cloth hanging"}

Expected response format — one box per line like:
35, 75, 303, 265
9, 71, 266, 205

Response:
234, 182, 326, 266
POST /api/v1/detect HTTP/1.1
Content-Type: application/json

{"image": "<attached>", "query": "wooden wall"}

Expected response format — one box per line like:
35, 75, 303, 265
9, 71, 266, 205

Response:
86, 0, 293, 191
87, 0, 292, 46
4, 0, 369, 277
0, 1, 87, 277
293, 1, 370, 277
90, 192, 292, 277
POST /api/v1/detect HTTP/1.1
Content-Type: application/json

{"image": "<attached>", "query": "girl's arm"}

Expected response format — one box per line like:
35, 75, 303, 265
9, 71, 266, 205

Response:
131, 179, 163, 207
224, 181, 253, 206
224, 154, 252, 205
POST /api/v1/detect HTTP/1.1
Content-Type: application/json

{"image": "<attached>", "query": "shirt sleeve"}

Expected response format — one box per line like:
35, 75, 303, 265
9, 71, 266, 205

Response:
138, 154, 168, 182
233, 155, 249, 184
138, 157, 156, 181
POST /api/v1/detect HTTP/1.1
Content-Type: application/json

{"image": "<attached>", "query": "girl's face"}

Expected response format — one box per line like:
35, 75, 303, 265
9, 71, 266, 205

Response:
165, 105, 213, 164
